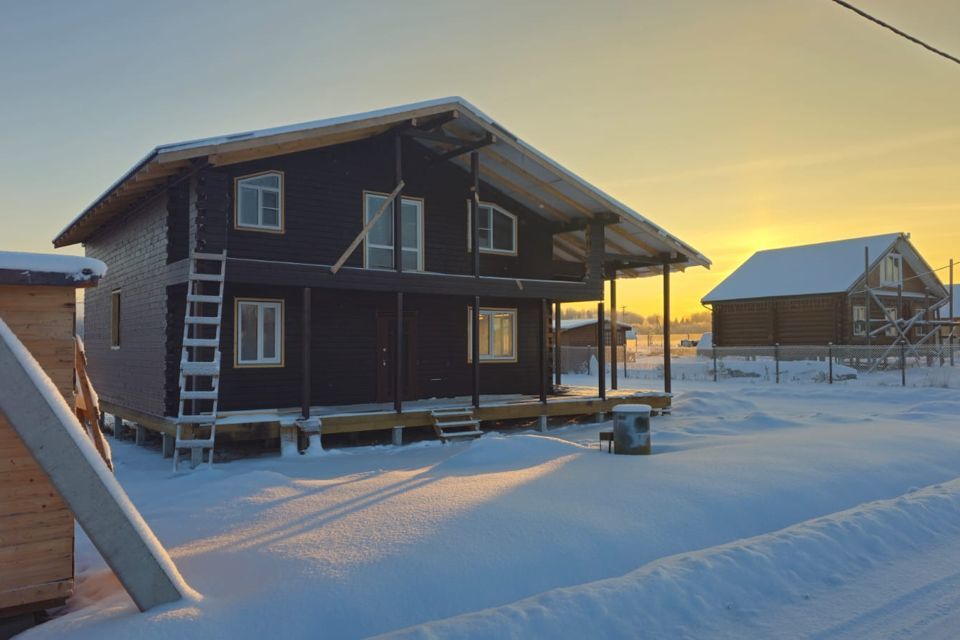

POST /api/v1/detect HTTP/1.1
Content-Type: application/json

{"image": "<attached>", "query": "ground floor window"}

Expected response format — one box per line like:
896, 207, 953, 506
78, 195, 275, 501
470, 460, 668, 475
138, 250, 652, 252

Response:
884, 306, 898, 337
235, 299, 283, 366
852, 305, 866, 337
467, 307, 517, 362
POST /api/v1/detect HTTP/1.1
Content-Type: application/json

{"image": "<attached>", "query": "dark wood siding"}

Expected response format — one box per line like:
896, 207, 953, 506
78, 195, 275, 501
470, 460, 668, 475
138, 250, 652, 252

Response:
85, 193, 170, 417
199, 135, 556, 279
215, 286, 543, 412
712, 294, 845, 347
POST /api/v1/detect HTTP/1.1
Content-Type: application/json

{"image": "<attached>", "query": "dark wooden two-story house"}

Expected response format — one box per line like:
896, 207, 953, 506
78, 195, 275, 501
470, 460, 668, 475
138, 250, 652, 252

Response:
54, 98, 709, 461
702, 233, 948, 347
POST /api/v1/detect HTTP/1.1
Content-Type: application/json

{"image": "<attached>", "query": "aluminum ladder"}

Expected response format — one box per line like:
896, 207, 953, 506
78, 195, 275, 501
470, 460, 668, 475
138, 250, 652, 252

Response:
174, 250, 226, 470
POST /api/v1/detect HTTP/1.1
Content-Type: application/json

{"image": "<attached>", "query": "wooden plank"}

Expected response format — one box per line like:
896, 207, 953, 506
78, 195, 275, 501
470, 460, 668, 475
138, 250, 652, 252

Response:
0, 580, 73, 611
0, 509, 73, 547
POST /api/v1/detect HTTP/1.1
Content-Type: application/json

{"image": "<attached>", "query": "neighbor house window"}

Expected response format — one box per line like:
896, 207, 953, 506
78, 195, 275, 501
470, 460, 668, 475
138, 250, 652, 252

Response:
852, 305, 867, 337
884, 306, 898, 337
236, 172, 283, 231
468, 202, 517, 254
467, 307, 517, 362
880, 253, 902, 286
110, 289, 121, 348
363, 192, 423, 271
236, 299, 283, 366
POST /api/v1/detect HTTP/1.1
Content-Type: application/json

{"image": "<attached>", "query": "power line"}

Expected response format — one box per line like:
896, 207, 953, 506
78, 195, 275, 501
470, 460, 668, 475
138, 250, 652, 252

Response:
829, 0, 960, 66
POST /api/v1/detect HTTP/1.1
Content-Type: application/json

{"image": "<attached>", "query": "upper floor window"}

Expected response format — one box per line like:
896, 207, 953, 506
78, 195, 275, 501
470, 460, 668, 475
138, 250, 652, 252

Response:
469, 202, 517, 255
236, 172, 283, 232
364, 192, 423, 271
880, 253, 902, 286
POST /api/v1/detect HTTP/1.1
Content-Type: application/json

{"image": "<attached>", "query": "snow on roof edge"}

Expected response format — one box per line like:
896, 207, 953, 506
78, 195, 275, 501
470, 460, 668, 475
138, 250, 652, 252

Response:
0, 251, 107, 282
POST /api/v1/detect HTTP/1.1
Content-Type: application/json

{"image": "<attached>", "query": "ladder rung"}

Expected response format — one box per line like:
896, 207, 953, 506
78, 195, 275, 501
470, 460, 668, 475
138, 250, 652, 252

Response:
185, 315, 220, 325
180, 390, 219, 400
178, 414, 217, 424
181, 362, 220, 376
187, 294, 222, 304
175, 439, 216, 449
190, 251, 227, 261
183, 337, 220, 348
190, 272, 224, 282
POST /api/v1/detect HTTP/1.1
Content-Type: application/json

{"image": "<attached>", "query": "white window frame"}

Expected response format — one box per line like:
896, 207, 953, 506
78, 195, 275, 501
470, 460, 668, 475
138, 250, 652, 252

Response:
235, 299, 283, 367
467, 201, 517, 255
880, 253, 902, 287
852, 305, 867, 337
884, 306, 899, 337
235, 172, 284, 232
363, 191, 424, 272
467, 307, 518, 363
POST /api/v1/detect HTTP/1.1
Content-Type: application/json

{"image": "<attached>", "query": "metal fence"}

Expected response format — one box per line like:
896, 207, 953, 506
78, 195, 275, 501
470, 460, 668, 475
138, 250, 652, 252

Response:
559, 343, 959, 388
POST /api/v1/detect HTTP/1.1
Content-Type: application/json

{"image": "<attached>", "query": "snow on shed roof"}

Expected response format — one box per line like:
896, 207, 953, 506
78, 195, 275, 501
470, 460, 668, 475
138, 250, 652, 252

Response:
701, 234, 902, 303
53, 97, 710, 278
0, 250, 106, 286
560, 318, 632, 331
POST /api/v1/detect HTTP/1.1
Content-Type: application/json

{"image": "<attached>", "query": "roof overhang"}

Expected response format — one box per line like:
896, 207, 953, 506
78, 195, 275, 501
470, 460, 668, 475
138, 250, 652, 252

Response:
54, 97, 711, 278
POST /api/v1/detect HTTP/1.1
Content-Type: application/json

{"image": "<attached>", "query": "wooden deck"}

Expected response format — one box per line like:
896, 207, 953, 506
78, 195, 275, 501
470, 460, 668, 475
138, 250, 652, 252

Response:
102, 386, 670, 442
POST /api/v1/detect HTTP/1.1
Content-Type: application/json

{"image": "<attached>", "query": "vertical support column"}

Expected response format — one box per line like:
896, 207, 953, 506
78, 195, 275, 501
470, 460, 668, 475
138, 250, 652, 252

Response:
301, 287, 311, 419
395, 292, 403, 414
472, 297, 480, 409
539, 299, 548, 404
864, 246, 871, 362
554, 302, 562, 387
597, 302, 606, 401
471, 151, 481, 278
394, 136, 404, 417
113, 414, 123, 440
610, 275, 618, 390
662, 258, 672, 395
950, 259, 955, 367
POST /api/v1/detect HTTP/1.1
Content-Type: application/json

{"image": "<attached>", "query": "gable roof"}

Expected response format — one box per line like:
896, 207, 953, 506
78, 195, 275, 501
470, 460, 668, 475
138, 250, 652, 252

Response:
702, 233, 906, 303
53, 97, 710, 278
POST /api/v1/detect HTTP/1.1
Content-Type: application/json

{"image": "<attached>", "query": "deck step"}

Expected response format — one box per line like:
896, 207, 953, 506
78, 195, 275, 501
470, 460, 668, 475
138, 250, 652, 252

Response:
180, 390, 219, 400
431, 409, 475, 418
187, 293, 223, 304
175, 438, 216, 449
183, 337, 220, 348
189, 272, 224, 282
185, 315, 221, 325
181, 362, 220, 376
439, 429, 483, 440
433, 419, 480, 429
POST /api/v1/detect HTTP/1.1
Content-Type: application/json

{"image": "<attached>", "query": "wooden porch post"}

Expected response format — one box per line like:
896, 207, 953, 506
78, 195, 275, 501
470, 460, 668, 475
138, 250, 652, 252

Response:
663, 258, 672, 395
597, 302, 606, 400
865, 246, 871, 362
554, 301, 562, 387
301, 287, 311, 419
394, 136, 404, 415
539, 299, 548, 404
471, 151, 481, 409
610, 275, 618, 390
950, 258, 955, 367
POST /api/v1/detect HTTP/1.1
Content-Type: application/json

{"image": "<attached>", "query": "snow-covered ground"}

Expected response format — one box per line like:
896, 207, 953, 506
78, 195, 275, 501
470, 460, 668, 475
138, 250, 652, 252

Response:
20, 376, 960, 639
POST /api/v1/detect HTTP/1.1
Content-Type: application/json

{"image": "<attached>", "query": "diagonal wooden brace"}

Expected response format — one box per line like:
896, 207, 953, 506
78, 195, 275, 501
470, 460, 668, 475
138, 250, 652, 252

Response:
330, 180, 405, 274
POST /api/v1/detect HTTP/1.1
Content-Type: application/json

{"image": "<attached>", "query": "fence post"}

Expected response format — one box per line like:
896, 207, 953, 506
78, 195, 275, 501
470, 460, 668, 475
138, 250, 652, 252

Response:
712, 347, 718, 382
775, 343, 780, 384
828, 343, 833, 384
900, 341, 906, 387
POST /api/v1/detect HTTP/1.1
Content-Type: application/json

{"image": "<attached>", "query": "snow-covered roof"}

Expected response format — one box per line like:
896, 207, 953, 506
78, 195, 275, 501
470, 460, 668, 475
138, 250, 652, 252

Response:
54, 97, 710, 278
0, 250, 106, 286
702, 234, 903, 303
560, 318, 632, 331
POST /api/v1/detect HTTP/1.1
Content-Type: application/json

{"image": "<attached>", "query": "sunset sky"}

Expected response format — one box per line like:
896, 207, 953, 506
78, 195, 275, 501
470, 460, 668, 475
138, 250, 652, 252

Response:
2, 0, 957, 317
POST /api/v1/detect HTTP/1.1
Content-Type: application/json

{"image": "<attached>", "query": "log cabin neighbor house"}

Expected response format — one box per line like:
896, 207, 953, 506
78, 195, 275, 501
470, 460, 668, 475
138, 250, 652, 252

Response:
701, 233, 950, 347
53, 97, 710, 461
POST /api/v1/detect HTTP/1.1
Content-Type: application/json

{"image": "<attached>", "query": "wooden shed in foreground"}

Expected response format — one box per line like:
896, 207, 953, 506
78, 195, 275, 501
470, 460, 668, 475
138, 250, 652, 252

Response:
0, 251, 104, 624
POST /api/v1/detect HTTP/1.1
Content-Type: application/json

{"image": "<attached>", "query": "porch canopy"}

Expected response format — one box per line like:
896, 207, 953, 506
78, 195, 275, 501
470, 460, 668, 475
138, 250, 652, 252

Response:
53, 98, 710, 277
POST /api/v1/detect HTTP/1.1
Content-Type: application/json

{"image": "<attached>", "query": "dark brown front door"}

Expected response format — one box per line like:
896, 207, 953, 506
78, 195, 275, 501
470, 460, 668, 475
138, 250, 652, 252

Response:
376, 313, 417, 403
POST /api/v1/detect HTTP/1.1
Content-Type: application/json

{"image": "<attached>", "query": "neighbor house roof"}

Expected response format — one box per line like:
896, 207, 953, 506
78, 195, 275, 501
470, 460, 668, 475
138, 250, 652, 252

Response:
54, 97, 710, 278
560, 318, 632, 331
0, 250, 106, 287
702, 233, 906, 303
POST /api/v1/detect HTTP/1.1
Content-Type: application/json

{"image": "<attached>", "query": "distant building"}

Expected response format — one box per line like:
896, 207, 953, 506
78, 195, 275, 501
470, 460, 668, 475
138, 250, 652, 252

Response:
558, 318, 631, 372
701, 233, 948, 347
